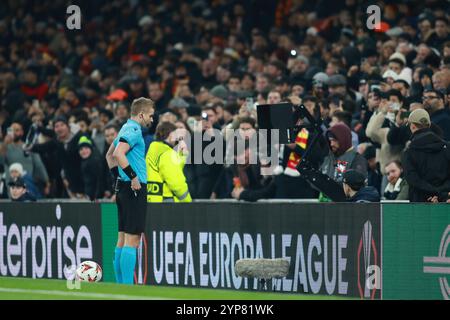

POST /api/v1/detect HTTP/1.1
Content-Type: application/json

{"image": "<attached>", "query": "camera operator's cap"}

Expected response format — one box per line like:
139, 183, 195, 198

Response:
408, 108, 430, 126
8, 177, 26, 188
342, 170, 366, 190
328, 74, 347, 87
78, 136, 93, 150
168, 97, 189, 109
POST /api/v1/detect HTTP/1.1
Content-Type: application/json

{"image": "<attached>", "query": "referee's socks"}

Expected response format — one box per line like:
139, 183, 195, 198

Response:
113, 247, 123, 283
120, 246, 137, 284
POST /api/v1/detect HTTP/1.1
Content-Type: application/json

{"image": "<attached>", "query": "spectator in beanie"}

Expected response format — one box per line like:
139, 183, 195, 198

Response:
8, 177, 36, 202
8, 162, 41, 199
78, 136, 105, 201
383, 160, 409, 201
342, 170, 380, 203
329, 110, 359, 149
402, 109, 450, 202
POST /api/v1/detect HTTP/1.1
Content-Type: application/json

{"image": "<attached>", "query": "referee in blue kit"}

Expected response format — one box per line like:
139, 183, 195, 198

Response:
105, 97, 154, 284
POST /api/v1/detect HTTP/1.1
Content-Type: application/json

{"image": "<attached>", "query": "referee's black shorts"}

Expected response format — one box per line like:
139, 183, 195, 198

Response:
116, 181, 147, 235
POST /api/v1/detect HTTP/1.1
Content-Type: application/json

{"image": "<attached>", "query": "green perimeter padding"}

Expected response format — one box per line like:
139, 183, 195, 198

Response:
101, 203, 118, 282
382, 204, 450, 300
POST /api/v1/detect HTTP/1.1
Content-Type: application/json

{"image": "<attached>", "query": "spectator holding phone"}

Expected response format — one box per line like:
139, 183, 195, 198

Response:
366, 89, 405, 192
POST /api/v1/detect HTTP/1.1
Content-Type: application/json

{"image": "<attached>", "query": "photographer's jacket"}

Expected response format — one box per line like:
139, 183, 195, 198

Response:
146, 140, 192, 203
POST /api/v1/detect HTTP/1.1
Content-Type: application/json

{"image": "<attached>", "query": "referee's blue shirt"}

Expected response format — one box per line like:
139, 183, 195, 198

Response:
114, 119, 147, 184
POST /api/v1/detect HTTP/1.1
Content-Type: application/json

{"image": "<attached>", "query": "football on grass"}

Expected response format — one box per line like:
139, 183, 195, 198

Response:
76, 261, 102, 282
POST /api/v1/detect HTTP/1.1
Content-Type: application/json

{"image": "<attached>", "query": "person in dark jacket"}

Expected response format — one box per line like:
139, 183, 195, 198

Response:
363, 145, 382, 194
78, 136, 105, 201
422, 89, 450, 141
402, 109, 450, 202
31, 116, 85, 198
342, 170, 380, 202
0, 164, 9, 199
194, 112, 224, 199
213, 118, 263, 199
102, 124, 119, 199
8, 177, 36, 202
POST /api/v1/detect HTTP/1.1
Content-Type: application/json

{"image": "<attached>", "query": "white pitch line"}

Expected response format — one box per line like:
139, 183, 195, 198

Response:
0, 287, 169, 300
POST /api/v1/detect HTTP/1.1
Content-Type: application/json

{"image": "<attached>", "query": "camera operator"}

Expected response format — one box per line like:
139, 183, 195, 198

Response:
320, 123, 368, 186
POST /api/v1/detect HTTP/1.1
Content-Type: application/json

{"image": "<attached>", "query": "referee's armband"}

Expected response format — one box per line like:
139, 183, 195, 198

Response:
122, 165, 137, 180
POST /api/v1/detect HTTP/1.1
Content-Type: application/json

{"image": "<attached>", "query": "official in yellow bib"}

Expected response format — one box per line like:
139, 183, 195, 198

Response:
146, 121, 192, 203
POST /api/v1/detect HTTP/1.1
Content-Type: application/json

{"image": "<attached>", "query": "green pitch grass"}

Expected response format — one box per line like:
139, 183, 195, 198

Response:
0, 277, 351, 300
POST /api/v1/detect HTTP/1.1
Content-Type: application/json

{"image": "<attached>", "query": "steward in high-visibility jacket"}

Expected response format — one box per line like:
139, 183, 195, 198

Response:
146, 122, 192, 203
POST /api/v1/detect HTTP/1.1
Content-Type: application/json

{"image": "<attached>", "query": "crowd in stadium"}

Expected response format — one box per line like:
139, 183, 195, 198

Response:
0, 0, 449, 203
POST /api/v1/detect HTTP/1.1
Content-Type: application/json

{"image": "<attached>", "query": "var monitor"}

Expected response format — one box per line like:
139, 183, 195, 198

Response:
256, 103, 296, 144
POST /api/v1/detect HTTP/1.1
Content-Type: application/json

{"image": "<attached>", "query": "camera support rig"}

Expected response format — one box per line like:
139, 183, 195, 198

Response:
257, 102, 346, 202
292, 104, 347, 202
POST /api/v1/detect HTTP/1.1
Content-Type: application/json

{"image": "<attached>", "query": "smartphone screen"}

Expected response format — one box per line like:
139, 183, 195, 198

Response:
246, 97, 254, 111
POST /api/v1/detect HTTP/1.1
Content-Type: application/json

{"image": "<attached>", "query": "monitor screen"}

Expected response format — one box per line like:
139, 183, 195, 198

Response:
257, 103, 295, 143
